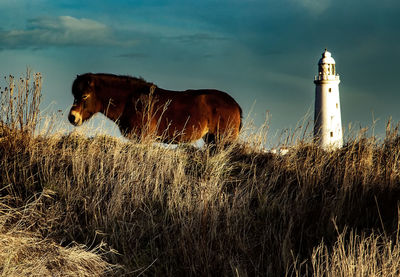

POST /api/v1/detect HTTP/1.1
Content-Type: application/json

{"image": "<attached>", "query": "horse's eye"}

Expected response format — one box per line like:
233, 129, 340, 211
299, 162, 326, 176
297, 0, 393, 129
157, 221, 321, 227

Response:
82, 95, 89, 100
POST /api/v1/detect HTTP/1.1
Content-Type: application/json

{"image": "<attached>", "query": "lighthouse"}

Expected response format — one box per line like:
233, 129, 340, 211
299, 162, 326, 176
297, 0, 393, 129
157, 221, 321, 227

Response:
314, 49, 343, 149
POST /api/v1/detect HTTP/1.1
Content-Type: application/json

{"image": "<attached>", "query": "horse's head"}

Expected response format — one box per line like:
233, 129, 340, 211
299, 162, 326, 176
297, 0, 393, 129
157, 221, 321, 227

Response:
68, 74, 102, 126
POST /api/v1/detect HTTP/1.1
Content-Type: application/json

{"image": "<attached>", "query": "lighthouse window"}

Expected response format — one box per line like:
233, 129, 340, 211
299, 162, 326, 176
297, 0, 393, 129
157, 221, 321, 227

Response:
336, 103, 338, 109
329, 88, 332, 93
330, 132, 333, 137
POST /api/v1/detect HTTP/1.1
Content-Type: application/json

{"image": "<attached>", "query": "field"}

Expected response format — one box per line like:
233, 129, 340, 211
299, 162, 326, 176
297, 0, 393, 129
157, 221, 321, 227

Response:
1, 73, 400, 276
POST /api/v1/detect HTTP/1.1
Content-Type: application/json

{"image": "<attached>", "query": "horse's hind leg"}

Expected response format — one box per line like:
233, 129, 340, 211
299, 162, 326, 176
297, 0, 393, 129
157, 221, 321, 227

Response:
204, 130, 237, 152
203, 133, 216, 145
203, 133, 218, 154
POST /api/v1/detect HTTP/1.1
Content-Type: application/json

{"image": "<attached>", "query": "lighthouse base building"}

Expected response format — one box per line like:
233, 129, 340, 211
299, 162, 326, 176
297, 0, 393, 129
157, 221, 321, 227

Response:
314, 49, 343, 149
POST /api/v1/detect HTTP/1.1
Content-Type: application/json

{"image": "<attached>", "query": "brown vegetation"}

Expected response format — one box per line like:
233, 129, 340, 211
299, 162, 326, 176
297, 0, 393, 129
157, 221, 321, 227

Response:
1, 72, 400, 276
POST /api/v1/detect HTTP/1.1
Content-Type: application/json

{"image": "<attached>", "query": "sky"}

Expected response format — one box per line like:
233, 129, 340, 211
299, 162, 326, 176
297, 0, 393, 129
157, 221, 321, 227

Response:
1, 0, 400, 145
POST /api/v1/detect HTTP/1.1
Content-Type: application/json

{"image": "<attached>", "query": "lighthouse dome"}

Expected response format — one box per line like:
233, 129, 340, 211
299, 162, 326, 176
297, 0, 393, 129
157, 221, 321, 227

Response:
318, 49, 336, 65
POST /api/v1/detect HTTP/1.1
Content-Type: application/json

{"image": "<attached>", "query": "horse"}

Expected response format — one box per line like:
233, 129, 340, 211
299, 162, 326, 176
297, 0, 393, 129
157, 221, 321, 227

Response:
68, 73, 242, 144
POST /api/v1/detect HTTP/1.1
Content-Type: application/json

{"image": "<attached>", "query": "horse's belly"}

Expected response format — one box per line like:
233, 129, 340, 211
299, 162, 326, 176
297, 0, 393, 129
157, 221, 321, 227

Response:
157, 106, 209, 142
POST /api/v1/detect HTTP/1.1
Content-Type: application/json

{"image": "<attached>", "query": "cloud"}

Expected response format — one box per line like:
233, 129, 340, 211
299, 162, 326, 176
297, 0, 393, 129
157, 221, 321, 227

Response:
290, 0, 332, 14
0, 16, 136, 49
116, 52, 149, 59
167, 33, 229, 43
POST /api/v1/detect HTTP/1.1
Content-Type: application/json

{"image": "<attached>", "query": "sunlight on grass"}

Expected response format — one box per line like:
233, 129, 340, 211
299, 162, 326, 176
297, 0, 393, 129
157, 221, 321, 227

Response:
2, 72, 400, 276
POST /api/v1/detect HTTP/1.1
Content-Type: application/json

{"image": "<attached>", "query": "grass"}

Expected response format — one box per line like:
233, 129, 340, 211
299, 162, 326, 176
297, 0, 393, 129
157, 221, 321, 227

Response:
1, 72, 400, 276
0, 231, 109, 277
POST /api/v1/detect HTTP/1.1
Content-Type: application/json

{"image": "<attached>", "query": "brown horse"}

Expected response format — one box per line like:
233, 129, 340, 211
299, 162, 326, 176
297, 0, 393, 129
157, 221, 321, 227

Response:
68, 73, 242, 144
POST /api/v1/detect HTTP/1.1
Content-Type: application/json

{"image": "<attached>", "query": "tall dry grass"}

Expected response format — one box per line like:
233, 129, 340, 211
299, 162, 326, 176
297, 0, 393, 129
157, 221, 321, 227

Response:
1, 72, 400, 276
0, 72, 111, 276
0, 70, 41, 134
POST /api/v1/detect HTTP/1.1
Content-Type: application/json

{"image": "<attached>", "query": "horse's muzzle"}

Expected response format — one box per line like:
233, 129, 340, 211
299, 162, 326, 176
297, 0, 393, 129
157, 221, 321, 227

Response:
68, 110, 82, 126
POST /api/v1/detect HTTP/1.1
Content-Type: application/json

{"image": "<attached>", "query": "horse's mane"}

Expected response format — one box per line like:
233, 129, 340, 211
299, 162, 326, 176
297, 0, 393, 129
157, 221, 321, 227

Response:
77, 73, 155, 90
95, 73, 154, 85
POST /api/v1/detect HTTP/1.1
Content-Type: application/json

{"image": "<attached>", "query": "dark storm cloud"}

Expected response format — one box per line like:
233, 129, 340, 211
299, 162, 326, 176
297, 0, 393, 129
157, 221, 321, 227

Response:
116, 52, 149, 59
0, 16, 136, 50
167, 33, 229, 43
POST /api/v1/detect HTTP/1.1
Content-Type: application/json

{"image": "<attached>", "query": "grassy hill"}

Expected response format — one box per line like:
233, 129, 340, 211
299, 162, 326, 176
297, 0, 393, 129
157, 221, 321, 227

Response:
1, 73, 400, 276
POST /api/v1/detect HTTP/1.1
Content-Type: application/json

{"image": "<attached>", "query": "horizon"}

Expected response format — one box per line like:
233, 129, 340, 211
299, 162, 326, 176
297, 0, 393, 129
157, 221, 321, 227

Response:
1, 0, 400, 145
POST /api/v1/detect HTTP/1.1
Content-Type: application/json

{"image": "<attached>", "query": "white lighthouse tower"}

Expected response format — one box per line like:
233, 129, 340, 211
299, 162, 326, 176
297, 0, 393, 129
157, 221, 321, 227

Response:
314, 49, 343, 149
